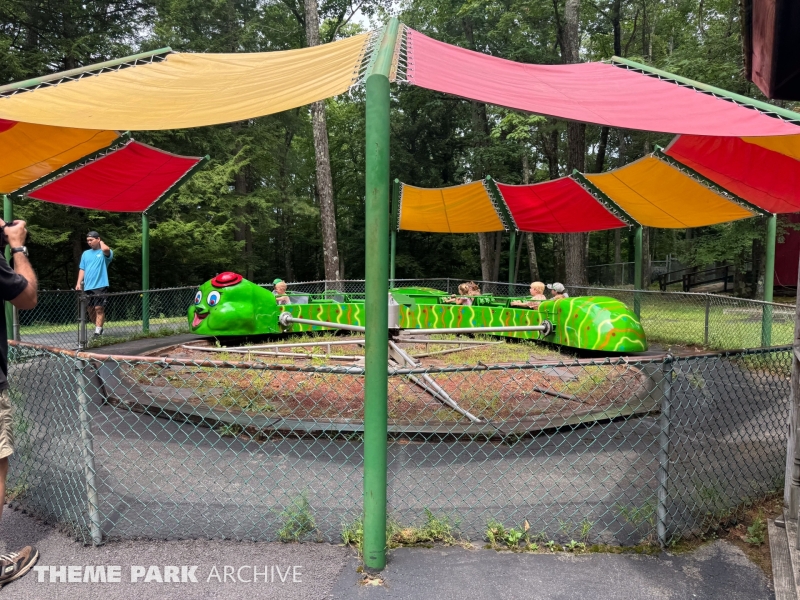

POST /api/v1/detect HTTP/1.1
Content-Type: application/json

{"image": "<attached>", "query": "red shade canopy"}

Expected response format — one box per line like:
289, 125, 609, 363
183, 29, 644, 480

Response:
664, 135, 800, 213
404, 28, 799, 137
27, 141, 203, 212
497, 178, 627, 233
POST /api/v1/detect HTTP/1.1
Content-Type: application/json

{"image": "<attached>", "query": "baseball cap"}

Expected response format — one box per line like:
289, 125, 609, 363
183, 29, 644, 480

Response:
87, 231, 100, 238
547, 282, 566, 293
273, 278, 284, 285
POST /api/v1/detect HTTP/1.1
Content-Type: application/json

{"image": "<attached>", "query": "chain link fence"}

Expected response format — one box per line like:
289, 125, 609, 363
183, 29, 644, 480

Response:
5, 341, 789, 547
18, 280, 794, 350
19, 279, 795, 350
569, 285, 795, 350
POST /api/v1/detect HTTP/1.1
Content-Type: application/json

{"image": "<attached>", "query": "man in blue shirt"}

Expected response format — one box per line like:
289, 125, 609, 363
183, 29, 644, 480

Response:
75, 231, 113, 337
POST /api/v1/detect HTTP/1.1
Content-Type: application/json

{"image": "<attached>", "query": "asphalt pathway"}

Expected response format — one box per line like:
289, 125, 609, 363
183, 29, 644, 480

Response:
0, 507, 775, 600
330, 543, 774, 600
6, 335, 789, 545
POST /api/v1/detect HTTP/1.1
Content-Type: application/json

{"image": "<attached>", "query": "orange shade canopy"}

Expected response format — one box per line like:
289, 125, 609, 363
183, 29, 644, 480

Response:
398, 181, 506, 233
584, 157, 757, 228
0, 119, 118, 194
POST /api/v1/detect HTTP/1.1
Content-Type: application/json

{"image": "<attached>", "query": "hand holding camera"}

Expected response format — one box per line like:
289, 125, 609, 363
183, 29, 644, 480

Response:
0, 219, 28, 249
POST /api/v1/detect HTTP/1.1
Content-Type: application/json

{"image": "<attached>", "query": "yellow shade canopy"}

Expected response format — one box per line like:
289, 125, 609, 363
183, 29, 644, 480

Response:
399, 181, 506, 233
743, 135, 800, 161
585, 156, 756, 228
0, 34, 370, 131
0, 121, 118, 194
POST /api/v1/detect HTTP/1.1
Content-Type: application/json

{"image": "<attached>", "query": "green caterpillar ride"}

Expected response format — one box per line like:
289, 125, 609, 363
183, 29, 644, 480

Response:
188, 272, 647, 354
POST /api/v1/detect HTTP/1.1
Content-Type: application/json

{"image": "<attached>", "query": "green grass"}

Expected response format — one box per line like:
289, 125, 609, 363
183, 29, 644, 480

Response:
636, 299, 794, 349
84, 324, 190, 349
277, 494, 317, 542
21, 315, 186, 335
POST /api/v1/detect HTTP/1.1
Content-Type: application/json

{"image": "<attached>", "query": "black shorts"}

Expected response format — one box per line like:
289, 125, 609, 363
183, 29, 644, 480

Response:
85, 287, 109, 307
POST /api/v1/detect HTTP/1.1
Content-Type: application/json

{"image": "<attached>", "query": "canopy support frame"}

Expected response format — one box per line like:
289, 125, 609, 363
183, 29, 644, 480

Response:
0, 48, 172, 97
363, 17, 399, 573
634, 226, 643, 317
3, 195, 12, 340
610, 56, 800, 125
390, 178, 399, 285
10, 134, 132, 199
653, 149, 771, 218
571, 171, 638, 227
762, 214, 777, 346
140, 155, 209, 332
484, 176, 518, 292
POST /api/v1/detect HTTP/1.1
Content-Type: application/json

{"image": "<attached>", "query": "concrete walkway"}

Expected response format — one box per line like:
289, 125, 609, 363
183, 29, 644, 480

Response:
0, 506, 775, 600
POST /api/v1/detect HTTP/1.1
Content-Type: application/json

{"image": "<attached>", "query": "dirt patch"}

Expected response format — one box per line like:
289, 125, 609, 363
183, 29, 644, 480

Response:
120, 337, 653, 426
722, 493, 782, 580
669, 492, 782, 581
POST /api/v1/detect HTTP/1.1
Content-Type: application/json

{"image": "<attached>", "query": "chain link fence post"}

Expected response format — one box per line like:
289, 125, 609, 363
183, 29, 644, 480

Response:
762, 303, 773, 348
12, 305, 19, 341
704, 294, 710, 346
75, 356, 103, 545
78, 294, 88, 350
657, 354, 674, 548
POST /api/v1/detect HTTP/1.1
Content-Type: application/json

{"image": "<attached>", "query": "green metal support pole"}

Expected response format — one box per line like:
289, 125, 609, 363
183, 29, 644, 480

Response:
3, 196, 12, 340
508, 231, 516, 294
634, 226, 643, 317
142, 212, 150, 333
762, 214, 777, 347
363, 18, 399, 572
390, 179, 399, 286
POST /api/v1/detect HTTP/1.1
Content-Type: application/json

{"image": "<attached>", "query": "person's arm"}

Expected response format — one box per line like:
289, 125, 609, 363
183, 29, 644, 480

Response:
2, 220, 37, 310
100, 239, 111, 257
8, 253, 37, 309
76, 268, 85, 291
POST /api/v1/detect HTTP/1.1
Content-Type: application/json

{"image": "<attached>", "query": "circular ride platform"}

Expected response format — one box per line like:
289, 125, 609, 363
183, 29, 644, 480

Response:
93, 333, 664, 440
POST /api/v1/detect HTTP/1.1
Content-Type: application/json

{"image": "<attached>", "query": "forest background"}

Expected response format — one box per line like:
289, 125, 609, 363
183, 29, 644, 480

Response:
1, 0, 798, 294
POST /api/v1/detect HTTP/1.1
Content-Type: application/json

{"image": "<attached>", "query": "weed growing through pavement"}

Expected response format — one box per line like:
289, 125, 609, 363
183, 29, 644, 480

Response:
564, 540, 586, 553
277, 494, 316, 542
579, 518, 593, 542
342, 509, 464, 555
617, 497, 656, 543
744, 514, 766, 546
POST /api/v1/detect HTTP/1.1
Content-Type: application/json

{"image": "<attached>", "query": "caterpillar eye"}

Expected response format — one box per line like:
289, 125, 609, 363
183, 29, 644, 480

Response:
194, 291, 202, 305
207, 291, 221, 306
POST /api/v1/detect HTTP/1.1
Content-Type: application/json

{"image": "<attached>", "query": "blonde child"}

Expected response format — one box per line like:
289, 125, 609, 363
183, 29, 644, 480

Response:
511, 281, 547, 308
273, 278, 290, 305
444, 283, 474, 306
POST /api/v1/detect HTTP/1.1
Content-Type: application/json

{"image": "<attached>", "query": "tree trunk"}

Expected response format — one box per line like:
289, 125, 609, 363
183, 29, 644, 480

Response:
279, 125, 297, 282
614, 129, 626, 285
553, 234, 566, 282
231, 149, 255, 280
752, 237, 764, 299
283, 209, 296, 282
305, 0, 340, 284
478, 233, 493, 281
526, 234, 540, 281
642, 228, 649, 287
595, 126, 609, 173
72, 232, 84, 281
492, 231, 502, 281
562, 0, 587, 287
515, 236, 525, 282
611, 0, 622, 56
